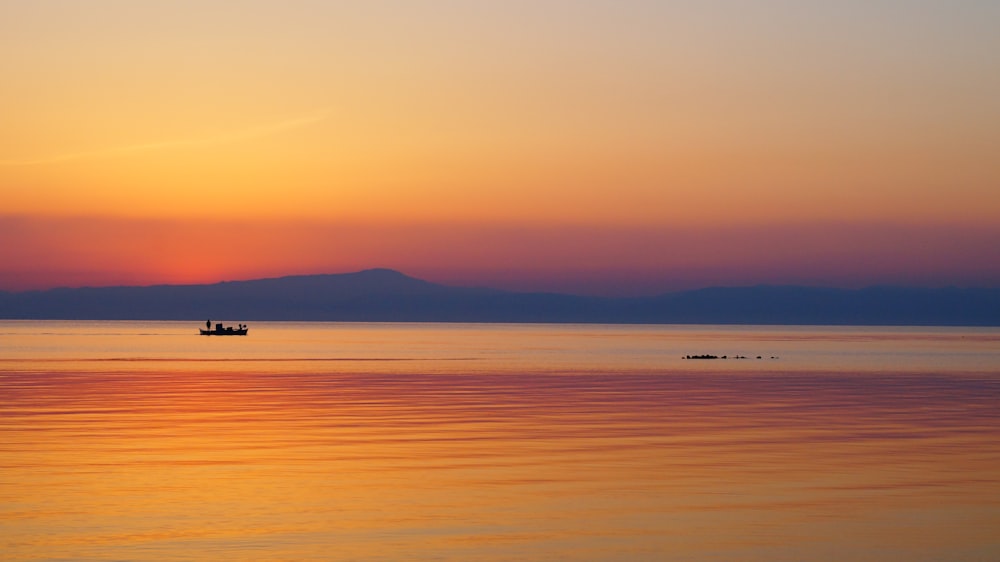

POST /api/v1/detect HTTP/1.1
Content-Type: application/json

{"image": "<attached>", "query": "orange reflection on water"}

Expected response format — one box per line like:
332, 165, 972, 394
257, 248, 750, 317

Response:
1, 323, 999, 560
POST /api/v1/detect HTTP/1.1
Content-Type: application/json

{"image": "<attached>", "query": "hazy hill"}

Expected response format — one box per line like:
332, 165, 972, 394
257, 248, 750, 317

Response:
1, 268, 998, 326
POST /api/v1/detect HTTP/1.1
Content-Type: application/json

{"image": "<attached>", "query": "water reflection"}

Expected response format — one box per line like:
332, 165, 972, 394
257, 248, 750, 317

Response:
0, 323, 999, 560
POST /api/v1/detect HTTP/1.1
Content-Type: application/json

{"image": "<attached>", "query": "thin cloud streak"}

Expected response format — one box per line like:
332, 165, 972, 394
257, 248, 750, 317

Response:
0, 108, 331, 166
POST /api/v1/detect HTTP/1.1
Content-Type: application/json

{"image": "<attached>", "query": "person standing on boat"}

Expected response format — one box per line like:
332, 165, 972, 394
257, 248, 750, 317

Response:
206, 319, 211, 331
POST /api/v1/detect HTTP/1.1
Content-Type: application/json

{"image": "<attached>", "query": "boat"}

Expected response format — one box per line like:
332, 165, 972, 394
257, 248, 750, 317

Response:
200, 321, 248, 336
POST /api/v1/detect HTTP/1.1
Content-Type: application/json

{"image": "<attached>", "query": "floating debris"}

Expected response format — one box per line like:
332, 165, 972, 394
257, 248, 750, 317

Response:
684, 354, 779, 360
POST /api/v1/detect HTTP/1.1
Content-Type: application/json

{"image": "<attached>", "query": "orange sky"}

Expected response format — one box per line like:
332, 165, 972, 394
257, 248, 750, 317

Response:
2, 2, 999, 294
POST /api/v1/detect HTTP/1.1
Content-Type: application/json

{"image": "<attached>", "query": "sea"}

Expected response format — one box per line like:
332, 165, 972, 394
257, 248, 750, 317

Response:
1, 321, 998, 561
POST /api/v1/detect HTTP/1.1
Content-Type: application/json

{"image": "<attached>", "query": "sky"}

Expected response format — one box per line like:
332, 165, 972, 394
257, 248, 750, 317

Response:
2, 1, 999, 295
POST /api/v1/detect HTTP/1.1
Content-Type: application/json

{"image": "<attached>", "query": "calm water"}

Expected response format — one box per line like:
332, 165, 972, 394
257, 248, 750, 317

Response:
1, 321, 998, 561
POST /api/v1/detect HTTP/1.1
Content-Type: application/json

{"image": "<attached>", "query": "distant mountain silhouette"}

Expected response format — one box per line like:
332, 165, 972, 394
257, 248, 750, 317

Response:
1, 268, 998, 325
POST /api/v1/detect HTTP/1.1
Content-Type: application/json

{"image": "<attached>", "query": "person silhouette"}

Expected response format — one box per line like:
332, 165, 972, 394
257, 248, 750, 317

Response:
206, 319, 211, 331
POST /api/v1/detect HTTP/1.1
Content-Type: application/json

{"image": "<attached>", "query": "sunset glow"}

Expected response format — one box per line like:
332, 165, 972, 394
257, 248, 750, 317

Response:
2, 2, 999, 294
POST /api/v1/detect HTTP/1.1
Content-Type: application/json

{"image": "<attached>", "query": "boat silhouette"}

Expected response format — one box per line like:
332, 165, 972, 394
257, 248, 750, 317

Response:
200, 321, 248, 336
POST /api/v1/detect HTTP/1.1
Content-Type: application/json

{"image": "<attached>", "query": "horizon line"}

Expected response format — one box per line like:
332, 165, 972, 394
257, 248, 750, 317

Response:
3, 268, 997, 296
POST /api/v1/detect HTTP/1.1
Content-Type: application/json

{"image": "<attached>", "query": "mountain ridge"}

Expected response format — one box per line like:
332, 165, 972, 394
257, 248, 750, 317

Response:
1, 269, 998, 326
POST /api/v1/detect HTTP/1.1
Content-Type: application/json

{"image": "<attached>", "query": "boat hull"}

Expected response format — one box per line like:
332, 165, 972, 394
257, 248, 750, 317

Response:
199, 329, 248, 336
